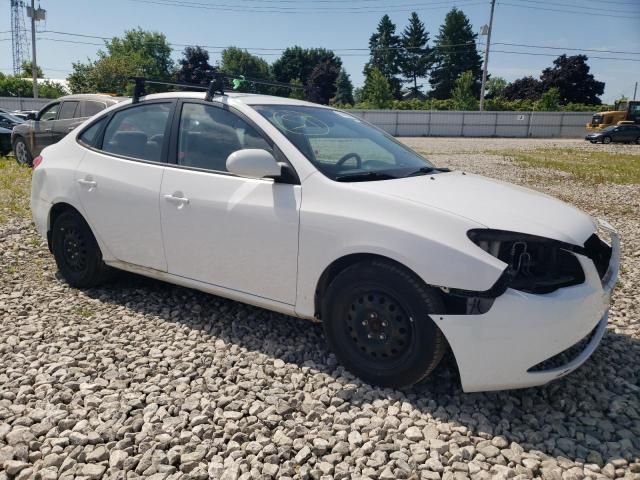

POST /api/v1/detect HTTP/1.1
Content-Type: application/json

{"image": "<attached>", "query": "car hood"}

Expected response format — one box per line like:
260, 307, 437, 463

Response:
351, 171, 596, 246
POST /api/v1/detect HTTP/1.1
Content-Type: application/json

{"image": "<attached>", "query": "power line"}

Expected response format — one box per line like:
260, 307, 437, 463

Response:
505, 0, 637, 15
39, 30, 640, 56
128, 0, 489, 13
499, 1, 640, 19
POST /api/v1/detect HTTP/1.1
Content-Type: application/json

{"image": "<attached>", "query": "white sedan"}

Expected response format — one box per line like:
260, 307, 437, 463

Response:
30, 91, 619, 392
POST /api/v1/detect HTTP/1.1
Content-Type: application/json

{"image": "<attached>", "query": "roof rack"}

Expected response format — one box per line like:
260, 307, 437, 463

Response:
130, 75, 225, 103
129, 74, 304, 103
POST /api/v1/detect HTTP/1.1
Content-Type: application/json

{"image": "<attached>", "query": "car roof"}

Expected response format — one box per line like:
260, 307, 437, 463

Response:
57, 94, 127, 103
137, 91, 332, 109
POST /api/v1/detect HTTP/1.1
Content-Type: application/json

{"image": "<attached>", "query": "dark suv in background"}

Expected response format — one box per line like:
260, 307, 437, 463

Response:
11, 94, 125, 165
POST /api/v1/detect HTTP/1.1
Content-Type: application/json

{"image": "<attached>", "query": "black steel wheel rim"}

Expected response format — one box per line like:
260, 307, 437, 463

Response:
345, 290, 414, 364
60, 226, 88, 272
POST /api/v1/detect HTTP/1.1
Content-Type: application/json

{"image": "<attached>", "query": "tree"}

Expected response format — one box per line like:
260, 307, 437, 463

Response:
220, 47, 271, 93
485, 76, 507, 99
503, 76, 544, 101
272, 47, 342, 87
366, 15, 403, 98
21, 61, 43, 78
451, 70, 478, 110
304, 60, 340, 104
334, 69, 354, 105
429, 8, 482, 100
362, 68, 393, 108
400, 12, 432, 95
177, 46, 214, 85
537, 87, 560, 111
288, 79, 306, 100
67, 28, 174, 95
0, 73, 66, 98
540, 54, 604, 105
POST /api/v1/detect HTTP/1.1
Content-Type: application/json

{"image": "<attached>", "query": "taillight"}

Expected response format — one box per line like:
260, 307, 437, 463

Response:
32, 155, 43, 169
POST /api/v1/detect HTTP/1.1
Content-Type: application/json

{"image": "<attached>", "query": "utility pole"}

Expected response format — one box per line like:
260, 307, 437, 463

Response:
479, 0, 496, 111
30, 0, 38, 98
634, 81, 638, 101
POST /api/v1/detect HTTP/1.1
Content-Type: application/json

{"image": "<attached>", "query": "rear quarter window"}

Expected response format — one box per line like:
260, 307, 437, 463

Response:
78, 117, 108, 147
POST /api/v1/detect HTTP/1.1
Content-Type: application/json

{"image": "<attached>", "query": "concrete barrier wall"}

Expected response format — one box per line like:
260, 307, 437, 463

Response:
347, 110, 593, 138
0, 97, 593, 138
0, 97, 51, 112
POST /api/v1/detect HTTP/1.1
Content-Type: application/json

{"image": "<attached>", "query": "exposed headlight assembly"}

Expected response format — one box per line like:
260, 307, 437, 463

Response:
467, 229, 586, 295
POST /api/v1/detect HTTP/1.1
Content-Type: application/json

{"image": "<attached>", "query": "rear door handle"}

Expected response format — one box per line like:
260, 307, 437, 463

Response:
44, 128, 52, 132
77, 179, 97, 187
163, 194, 190, 206
67, 126, 76, 131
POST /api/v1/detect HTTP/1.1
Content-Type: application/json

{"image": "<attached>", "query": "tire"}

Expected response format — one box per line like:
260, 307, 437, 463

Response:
51, 210, 110, 288
13, 137, 32, 166
635, 136, 640, 145
322, 260, 447, 388
603, 136, 612, 144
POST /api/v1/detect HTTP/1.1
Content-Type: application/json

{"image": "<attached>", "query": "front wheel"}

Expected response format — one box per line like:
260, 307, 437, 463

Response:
13, 138, 32, 166
603, 136, 612, 144
322, 260, 447, 388
51, 210, 111, 288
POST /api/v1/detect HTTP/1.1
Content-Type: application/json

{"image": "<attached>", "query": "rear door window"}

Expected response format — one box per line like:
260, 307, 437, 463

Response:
83, 101, 107, 118
101, 103, 171, 162
78, 117, 108, 147
58, 101, 79, 120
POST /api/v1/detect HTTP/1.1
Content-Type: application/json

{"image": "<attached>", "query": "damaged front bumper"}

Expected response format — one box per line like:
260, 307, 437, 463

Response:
438, 220, 620, 392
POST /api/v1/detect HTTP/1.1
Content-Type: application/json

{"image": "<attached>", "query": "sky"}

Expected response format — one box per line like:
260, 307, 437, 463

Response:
1, 0, 639, 104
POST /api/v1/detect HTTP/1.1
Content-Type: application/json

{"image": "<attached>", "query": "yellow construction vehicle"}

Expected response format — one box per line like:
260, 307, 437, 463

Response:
586, 100, 640, 131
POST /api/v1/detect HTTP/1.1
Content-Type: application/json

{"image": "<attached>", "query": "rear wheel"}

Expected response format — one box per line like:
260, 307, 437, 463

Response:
603, 136, 612, 144
13, 138, 32, 166
322, 260, 446, 388
51, 210, 110, 288
635, 136, 640, 145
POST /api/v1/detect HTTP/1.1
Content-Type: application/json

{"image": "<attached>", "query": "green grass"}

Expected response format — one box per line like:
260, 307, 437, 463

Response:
0, 156, 32, 224
496, 148, 640, 185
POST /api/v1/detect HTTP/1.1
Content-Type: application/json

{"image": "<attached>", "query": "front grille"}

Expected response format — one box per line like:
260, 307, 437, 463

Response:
583, 233, 612, 279
527, 324, 599, 372
592, 115, 602, 126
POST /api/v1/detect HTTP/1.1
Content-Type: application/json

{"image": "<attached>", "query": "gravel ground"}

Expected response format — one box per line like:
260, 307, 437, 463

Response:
1, 139, 639, 480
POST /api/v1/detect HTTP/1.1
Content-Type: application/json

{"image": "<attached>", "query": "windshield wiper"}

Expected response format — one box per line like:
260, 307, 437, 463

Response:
335, 171, 398, 182
407, 166, 451, 177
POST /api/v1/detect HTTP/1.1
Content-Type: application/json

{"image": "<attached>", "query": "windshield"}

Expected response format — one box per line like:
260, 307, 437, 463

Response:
0, 112, 23, 124
254, 105, 436, 181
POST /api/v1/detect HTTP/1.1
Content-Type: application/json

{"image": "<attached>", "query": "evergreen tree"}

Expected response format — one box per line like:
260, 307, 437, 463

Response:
362, 68, 393, 108
334, 69, 354, 105
400, 12, 432, 95
365, 15, 402, 98
451, 70, 478, 110
429, 8, 482, 99
177, 46, 214, 85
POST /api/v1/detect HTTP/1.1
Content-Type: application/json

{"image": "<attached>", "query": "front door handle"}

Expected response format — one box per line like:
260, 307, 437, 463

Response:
163, 193, 190, 207
67, 126, 76, 132
77, 179, 97, 188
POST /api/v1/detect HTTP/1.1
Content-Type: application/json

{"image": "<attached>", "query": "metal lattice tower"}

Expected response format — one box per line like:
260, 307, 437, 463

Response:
10, 0, 30, 75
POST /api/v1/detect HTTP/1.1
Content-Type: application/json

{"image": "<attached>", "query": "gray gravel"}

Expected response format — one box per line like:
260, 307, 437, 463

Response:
1, 138, 639, 479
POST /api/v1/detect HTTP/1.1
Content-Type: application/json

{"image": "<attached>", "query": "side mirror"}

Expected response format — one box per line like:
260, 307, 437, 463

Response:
226, 149, 282, 179
26, 112, 36, 120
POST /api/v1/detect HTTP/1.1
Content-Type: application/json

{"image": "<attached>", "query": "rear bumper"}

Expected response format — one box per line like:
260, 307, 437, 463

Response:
438, 221, 620, 392
31, 194, 50, 240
